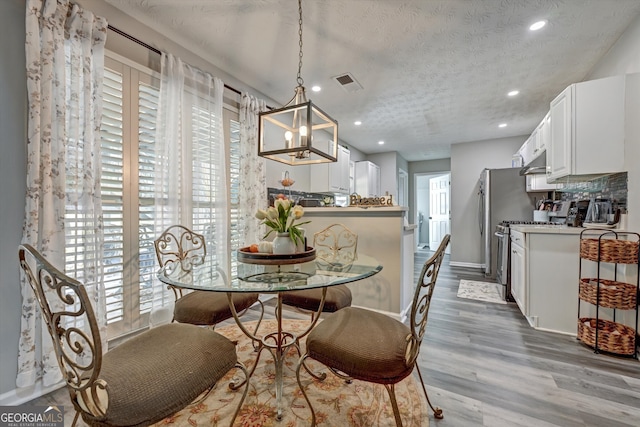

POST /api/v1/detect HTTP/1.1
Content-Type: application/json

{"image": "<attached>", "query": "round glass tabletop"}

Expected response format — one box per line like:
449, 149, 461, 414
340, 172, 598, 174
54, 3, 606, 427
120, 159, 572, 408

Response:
157, 253, 382, 293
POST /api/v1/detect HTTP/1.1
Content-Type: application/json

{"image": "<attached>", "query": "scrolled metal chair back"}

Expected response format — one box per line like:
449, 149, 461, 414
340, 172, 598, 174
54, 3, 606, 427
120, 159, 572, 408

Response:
154, 225, 207, 269
313, 223, 358, 267
18, 244, 106, 416
406, 234, 450, 366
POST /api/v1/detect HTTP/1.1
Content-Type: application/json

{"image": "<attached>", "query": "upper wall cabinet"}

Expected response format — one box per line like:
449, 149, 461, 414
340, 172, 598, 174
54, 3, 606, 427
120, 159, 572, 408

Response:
354, 160, 381, 197
537, 112, 550, 156
519, 134, 536, 166
547, 75, 625, 181
309, 144, 350, 194
517, 111, 549, 167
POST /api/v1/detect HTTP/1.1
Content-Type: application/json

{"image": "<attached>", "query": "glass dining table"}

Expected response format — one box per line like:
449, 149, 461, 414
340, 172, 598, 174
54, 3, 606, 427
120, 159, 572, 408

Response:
157, 249, 382, 420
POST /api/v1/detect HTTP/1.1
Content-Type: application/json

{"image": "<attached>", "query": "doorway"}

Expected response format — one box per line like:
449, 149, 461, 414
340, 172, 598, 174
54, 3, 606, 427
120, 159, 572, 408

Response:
415, 172, 451, 253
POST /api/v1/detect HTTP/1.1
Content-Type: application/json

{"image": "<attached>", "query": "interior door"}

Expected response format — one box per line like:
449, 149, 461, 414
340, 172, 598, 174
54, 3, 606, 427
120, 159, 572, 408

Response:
429, 173, 451, 252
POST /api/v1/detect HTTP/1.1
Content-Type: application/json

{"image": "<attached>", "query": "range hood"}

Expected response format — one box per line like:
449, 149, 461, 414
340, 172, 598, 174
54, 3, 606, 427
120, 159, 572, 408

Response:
519, 152, 548, 175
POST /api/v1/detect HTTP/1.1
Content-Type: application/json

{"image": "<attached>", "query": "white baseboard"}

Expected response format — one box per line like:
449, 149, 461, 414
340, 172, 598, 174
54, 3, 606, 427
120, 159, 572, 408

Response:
351, 304, 402, 322
449, 261, 483, 269
0, 380, 64, 406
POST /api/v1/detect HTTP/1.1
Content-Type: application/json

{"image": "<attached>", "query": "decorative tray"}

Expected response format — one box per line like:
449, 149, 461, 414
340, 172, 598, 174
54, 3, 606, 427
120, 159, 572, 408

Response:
237, 247, 316, 265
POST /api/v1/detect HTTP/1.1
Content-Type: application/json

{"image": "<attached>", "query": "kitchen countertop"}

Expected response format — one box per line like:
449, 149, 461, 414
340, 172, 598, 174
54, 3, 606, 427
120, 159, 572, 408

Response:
510, 224, 627, 234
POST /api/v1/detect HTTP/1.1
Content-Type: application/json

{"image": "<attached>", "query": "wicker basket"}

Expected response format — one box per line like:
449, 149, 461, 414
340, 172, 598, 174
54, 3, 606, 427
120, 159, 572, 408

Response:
577, 317, 636, 356
579, 278, 638, 310
580, 238, 639, 264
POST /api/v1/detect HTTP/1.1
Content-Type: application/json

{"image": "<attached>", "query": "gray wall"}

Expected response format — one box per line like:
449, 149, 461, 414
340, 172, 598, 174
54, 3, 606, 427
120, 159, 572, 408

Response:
415, 173, 450, 245
0, 0, 27, 401
450, 136, 525, 266
408, 158, 451, 226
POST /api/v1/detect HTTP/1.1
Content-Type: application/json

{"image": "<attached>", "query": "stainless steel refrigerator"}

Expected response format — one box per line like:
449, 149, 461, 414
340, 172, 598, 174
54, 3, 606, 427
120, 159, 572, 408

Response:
478, 168, 544, 278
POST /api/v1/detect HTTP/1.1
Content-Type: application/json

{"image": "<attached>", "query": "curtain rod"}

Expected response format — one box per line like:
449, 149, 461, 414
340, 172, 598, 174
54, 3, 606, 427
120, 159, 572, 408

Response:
108, 24, 242, 97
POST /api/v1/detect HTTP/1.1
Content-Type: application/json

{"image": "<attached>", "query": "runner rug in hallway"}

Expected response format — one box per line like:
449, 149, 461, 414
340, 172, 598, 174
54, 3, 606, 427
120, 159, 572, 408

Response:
152, 319, 429, 426
457, 279, 507, 304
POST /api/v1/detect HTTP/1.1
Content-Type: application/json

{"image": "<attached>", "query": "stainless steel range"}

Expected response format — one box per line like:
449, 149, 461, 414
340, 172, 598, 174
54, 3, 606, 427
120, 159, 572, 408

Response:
495, 220, 563, 302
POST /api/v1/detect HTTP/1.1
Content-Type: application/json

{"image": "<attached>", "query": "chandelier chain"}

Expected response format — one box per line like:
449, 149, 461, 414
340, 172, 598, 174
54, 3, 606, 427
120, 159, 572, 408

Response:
297, 0, 304, 87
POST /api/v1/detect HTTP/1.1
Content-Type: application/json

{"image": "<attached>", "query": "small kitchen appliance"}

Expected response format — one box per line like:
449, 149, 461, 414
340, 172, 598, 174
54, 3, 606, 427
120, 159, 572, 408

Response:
583, 198, 613, 225
548, 200, 572, 224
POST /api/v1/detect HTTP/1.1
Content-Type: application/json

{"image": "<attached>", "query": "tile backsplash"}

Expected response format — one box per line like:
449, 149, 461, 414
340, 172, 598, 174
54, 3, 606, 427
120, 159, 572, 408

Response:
557, 172, 627, 210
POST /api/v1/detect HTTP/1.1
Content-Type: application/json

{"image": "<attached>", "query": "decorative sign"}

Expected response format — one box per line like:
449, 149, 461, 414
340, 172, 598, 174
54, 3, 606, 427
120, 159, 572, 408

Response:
349, 194, 393, 207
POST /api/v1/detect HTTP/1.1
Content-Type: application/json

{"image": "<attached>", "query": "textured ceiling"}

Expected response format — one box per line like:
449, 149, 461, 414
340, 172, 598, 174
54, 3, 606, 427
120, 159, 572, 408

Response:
104, 0, 640, 161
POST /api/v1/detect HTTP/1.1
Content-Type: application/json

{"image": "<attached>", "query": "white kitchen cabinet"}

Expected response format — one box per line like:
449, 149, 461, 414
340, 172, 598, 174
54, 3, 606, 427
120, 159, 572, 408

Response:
519, 135, 536, 166
509, 226, 583, 335
547, 75, 625, 181
525, 174, 557, 192
354, 161, 381, 197
516, 112, 548, 167
510, 230, 527, 315
309, 144, 350, 193
536, 112, 550, 156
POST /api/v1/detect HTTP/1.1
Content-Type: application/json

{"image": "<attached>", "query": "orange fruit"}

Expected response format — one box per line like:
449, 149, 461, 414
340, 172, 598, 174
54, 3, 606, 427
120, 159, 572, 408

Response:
249, 244, 259, 253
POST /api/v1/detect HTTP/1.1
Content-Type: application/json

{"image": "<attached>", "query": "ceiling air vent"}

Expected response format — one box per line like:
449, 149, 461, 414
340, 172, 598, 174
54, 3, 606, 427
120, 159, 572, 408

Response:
332, 72, 363, 93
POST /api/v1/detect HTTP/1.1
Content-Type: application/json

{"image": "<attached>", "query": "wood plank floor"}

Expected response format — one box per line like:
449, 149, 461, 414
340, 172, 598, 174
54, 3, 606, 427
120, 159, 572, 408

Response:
30, 248, 640, 426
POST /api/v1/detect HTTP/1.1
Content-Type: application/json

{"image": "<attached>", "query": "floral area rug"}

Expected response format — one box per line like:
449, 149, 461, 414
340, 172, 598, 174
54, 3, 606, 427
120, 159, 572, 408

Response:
154, 319, 429, 426
457, 279, 507, 304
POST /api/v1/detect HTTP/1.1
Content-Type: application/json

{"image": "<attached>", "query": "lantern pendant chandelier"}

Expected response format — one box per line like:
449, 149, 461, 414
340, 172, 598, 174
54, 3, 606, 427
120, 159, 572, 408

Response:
258, 0, 338, 165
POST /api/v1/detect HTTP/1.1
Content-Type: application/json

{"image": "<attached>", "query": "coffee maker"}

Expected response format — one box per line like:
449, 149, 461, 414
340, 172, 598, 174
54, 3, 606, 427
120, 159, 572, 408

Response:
566, 200, 589, 227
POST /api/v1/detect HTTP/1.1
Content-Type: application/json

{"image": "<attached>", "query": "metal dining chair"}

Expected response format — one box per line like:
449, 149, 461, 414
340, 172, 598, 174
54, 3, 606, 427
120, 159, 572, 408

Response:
18, 244, 249, 427
281, 223, 357, 319
154, 225, 263, 329
295, 234, 451, 426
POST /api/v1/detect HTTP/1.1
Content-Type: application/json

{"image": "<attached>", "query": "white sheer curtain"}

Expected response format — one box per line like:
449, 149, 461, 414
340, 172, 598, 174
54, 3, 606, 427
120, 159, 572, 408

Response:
239, 93, 267, 244
20, 0, 106, 387
150, 52, 228, 325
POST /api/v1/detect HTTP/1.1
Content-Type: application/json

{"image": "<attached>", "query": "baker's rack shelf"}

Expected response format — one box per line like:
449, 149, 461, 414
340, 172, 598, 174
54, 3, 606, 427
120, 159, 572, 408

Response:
577, 229, 639, 358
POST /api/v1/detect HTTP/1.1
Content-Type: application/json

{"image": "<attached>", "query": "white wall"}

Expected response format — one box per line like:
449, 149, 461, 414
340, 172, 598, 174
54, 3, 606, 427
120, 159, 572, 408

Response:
587, 13, 640, 233
587, 14, 640, 79
450, 136, 525, 267
623, 72, 640, 233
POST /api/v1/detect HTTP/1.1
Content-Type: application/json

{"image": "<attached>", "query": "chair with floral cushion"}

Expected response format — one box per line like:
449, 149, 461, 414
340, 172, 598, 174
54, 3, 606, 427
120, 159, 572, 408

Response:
295, 234, 451, 426
154, 224, 263, 330
18, 244, 249, 427
281, 223, 357, 319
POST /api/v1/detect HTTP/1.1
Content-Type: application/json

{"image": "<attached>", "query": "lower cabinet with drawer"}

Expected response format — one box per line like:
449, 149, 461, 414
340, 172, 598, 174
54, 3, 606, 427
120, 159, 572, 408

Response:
509, 226, 582, 335
510, 230, 527, 315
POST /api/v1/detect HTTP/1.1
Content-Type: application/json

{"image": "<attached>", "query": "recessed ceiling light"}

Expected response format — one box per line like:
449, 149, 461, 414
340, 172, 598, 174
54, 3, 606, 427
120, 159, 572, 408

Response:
508, 90, 519, 97
378, 140, 385, 145
311, 85, 321, 92
354, 120, 362, 126
499, 123, 507, 128
529, 20, 547, 31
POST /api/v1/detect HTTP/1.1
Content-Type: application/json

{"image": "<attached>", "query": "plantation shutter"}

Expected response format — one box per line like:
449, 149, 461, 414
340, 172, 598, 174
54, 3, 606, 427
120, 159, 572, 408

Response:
229, 118, 241, 279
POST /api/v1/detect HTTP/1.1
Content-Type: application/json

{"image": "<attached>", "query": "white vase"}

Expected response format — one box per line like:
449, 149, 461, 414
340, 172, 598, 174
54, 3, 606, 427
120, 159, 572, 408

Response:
272, 232, 296, 254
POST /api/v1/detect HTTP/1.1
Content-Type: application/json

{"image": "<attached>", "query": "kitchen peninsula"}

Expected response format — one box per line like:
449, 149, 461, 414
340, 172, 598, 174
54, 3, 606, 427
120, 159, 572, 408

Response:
302, 206, 416, 318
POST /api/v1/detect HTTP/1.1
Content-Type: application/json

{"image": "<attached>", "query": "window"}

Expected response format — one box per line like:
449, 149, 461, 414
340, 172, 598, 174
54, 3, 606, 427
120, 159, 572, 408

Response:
66, 53, 240, 339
